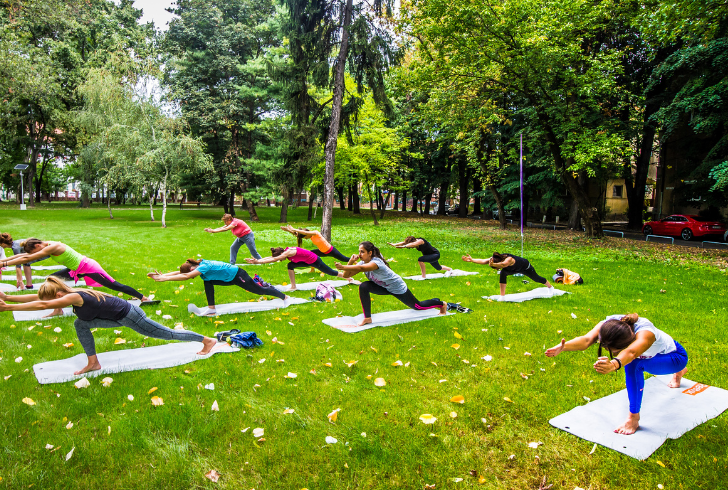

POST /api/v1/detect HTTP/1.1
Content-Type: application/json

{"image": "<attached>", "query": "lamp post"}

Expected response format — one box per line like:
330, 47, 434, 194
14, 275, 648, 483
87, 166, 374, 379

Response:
14, 164, 29, 210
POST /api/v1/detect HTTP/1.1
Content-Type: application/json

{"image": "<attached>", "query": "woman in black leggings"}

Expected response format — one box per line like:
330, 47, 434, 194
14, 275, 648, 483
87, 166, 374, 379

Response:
148, 259, 290, 316
388, 236, 453, 278
336, 241, 447, 326
462, 252, 554, 300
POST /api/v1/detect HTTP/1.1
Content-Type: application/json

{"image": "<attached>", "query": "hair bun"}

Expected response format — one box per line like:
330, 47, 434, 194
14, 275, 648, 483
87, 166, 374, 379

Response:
620, 313, 638, 326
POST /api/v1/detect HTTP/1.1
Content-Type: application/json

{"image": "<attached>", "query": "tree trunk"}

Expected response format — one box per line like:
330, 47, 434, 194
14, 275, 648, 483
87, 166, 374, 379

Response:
393, 191, 399, 211
365, 179, 379, 226
108, 186, 114, 219
337, 186, 346, 210
228, 191, 236, 217
161, 170, 169, 228
437, 180, 448, 215
149, 191, 155, 222
401, 190, 406, 213
423, 191, 433, 215
625, 101, 659, 230
279, 186, 289, 223
321, 0, 353, 241
410, 189, 418, 213
473, 177, 482, 215
347, 185, 353, 211
380, 189, 388, 219
458, 158, 469, 218
568, 200, 580, 230
352, 183, 360, 214
308, 189, 316, 221
489, 185, 507, 230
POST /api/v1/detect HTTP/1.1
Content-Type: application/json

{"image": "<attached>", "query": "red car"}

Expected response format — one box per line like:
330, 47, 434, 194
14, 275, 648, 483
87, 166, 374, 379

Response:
642, 214, 727, 241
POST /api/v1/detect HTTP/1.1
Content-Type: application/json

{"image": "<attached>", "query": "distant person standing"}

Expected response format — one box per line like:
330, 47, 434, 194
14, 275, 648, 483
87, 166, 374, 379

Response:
204, 214, 262, 265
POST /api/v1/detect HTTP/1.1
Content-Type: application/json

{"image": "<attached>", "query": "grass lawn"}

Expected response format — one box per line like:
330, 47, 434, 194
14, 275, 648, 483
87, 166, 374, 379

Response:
0, 203, 726, 489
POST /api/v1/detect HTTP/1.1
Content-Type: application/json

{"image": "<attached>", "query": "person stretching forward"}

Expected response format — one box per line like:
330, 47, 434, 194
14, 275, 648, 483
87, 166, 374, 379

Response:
462, 252, 554, 299
204, 214, 262, 265
545, 313, 688, 435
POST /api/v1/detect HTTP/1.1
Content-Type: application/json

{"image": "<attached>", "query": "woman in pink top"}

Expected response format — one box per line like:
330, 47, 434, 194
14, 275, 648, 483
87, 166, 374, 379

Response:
246, 247, 345, 291
204, 213, 262, 264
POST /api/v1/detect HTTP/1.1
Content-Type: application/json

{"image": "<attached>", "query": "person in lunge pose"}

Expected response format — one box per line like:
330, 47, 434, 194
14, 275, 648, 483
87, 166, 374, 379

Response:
246, 247, 347, 292
336, 241, 447, 326
387, 236, 453, 278
280, 225, 350, 261
204, 214, 262, 265
0, 277, 216, 375
148, 259, 291, 316
462, 252, 554, 299
545, 313, 688, 435
2, 239, 153, 316
0, 233, 44, 290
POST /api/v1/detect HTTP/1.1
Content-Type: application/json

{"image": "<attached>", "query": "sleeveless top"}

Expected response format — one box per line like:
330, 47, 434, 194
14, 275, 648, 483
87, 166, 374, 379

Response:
310, 233, 333, 253
416, 238, 438, 255
51, 243, 84, 271
286, 247, 318, 264
500, 254, 530, 273
73, 291, 131, 322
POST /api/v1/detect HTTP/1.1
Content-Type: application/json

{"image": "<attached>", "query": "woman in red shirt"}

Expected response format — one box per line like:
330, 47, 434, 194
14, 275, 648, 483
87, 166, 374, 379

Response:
204, 213, 262, 265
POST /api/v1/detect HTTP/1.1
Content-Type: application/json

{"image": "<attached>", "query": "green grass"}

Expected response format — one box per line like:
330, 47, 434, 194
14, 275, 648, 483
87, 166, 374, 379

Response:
0, 203, 726, 489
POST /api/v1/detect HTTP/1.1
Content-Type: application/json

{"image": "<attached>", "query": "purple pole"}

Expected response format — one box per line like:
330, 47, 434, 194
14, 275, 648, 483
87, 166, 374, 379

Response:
520, 133, 524, 256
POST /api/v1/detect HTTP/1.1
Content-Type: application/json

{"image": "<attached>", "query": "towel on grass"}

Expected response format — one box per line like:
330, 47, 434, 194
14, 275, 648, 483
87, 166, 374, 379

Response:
187, 296, 308, 316
549, 375, 728, 460
274, 280, 354, 292
404, 270, 478, 281
323, 308, 453, 333
12, 299, 142, 322
33, 341, 238, 384
483, 287, 569, 303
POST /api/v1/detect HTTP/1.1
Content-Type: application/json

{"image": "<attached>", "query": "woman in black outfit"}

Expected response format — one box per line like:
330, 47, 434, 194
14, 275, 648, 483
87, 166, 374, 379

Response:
462, 252, 554, 300
387, 236, 453, 278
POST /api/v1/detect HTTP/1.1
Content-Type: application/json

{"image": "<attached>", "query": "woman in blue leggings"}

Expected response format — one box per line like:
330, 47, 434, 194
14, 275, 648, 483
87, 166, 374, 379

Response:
545, 313, 688, 435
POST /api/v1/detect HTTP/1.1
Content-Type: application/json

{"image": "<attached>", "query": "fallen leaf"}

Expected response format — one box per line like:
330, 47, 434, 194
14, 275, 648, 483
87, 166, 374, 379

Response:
325, 436, 337, 444
503, 397, 513, 403
328, 408, 340, 423
528, 442, 541, 449
285, 372, 297, 378
481, 355, 493, 361
127, 394, 134, 401
205, 383, 215, 390
419, 414, 437, 424
204, 470, 220, 482
101, 377, 113, 388
450, 411, 457, 418
453, 332, 463, 339
45, 444, 54, 450
346, 360, 357, 367
114, 338, 126, 345
451, 343, 460, 350
283, 408, 295, 414
148, 387, 158, 394
655, 460, 665, 468
22, 397, 36, 406
391, 360, 403, 367
66, 421, 73, 429
65, 447, 75, 461
253, 428, 264, 438
450, 395, 465, 404
211, 400, 219, 411
374, 378, 386, 387
151, 396, 164, 406
571, 313, 577, 319
54, 327, 62, 333
74, 378, 90, 389
324, 362, 332, 368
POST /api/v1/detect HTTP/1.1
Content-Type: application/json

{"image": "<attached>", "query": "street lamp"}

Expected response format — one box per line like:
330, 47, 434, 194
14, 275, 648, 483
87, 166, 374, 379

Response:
14, 164, 29, 210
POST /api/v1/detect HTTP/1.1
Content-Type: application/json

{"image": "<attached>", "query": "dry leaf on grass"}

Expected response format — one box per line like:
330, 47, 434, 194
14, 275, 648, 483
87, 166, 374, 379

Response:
204, 470, 220, 482
391, 360, 403, 367
65, 447, 75, 461
148, 387, 158, 394
346, 360, 357, 367
453, 332, 463, 339
328, 408, 340, 423
151, 396, 164, 407
325, 436, 337, 444
374, 378, 386, 387
114, 338, 126, 345
450, 412, 457, 418
419, 414, 437, 425
74, 378, 90, 389
66, 421, 73, 429
451, 343, 460, 350
252, 428, 264, 438
22, 397, 36, 406
285, 372, 297, 379
503, 397, 513, 403
101, 377, 113, 387
62, 343, 74, 348
283, 408, 295, 414
211, 400, 219, 411
450, 395, 465, 404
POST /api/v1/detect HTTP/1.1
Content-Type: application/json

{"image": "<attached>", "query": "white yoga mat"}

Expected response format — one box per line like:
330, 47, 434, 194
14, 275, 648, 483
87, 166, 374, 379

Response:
323, 308, 453, 333
31, 265, 65, 270
0, 279, 81, 292
2, 275, 49, 281
404, 270, 478, 281
273, 280, 354, 292
483, 287, 569, 302
12, 299, 142, 322
187, 296, 309, 316
235, 263, 264, 266
33, 341, 238, 384
549, 375, 728, 460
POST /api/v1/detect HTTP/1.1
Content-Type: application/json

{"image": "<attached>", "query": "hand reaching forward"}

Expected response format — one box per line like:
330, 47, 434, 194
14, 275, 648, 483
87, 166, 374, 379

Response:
545, 338, 566, 357
461, 254, 473, 262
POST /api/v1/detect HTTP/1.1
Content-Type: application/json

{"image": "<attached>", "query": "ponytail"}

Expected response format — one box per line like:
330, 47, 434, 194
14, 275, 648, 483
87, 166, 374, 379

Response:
0, 233, 12, 248
180, 258, 202, 274
295, 229, 311, 247
23, 238, 42, 254
38, 276, 111, 302
271, 247, 286, 258
360, 241, 390, 268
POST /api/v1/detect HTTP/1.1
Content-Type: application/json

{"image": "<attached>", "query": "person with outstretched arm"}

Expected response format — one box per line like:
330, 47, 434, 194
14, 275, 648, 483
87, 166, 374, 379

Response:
246, 247, 349, 292
336, 241, 447, 326
280, 225, 350, 261
462, 252, 554, 300
0, 277, 217, 375
0, 233, 44, 290
545, 313, 688, 435
148, 259, 291, 316
2, 238, 154, 316
387, 236, 453, 278
204, 214, 262, 265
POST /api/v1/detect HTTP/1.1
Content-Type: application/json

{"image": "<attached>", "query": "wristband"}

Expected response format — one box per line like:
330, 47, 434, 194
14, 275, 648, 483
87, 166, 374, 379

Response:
613, 358, 622, 371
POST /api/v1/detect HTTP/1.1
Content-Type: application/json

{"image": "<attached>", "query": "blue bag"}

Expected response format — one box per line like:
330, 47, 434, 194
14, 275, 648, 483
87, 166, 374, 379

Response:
229, 331, 264, 349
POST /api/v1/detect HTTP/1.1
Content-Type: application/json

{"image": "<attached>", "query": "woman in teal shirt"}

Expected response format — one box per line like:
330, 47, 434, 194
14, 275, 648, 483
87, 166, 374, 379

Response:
148, 259, 290, 316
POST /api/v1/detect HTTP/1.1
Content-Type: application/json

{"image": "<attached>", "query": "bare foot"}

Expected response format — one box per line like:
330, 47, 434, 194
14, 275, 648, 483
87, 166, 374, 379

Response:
357, 317, 373, 327
614, 413, 640, 435
439, 304, 448, 315
43, 308, 64, 318
286, 287, 297, 292
197, 337, 218, 355
443, 266, 453, 271
74, 361, 101, 376
421, 274, 427, 279
668, 367, 688, 388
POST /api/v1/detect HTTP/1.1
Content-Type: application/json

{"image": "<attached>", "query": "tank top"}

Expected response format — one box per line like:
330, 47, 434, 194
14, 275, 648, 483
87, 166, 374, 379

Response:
500, 254, 530, 273
73, 291, 131, 321
416, 238, 438, 255
51, 243, 84, 271
310, 233, 333, 253
286, 247, 318, 264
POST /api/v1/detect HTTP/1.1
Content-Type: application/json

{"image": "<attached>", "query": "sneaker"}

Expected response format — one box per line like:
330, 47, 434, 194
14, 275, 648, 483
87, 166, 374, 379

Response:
215, 329, 241, 342
25, 285, 34, 290
446, 302, 458, 311
456, 304, 472, 313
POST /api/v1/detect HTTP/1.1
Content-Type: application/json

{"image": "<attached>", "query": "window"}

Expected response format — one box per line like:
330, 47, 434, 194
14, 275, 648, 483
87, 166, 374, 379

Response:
612, 185, 623, 198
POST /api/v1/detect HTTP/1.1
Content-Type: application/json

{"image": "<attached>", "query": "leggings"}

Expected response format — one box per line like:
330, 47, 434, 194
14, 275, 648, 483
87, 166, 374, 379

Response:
52, 268, 144, 300
359, 281, 443, 318
286, 257, 339, 276
204, 268, 284, 305
499, 263, 547, 285
74, 304, 204, 356
312, 246, 349, 262
418, 252, 443, 271
625, 341, 688, 414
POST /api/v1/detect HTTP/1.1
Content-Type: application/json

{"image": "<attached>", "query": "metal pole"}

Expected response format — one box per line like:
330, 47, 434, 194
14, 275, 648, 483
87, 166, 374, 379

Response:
20, 170, 25, 208
520, 133, 524, 257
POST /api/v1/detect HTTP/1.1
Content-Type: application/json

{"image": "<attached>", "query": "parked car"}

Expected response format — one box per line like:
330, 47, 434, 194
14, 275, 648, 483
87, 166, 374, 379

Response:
642, 214, 727, 241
